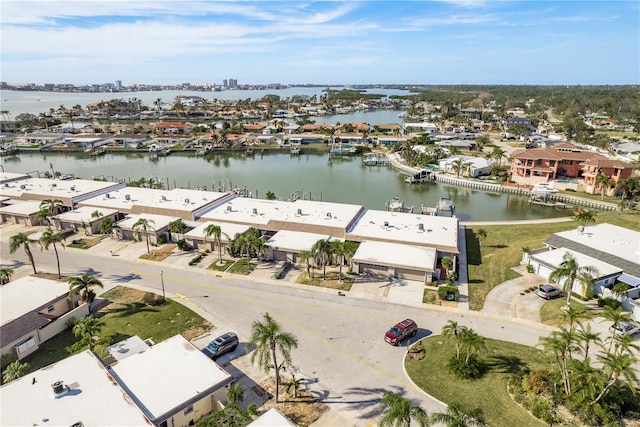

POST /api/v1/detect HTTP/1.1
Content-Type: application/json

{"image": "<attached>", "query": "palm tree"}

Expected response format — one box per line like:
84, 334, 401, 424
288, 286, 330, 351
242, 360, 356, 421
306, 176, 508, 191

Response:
459, 328, 486, 364
68, 274, 104, 313
298, 250, 313, 277
204, 224, 222, 264
39, 198, 64, 217
379, 391, 430, 427
2, 360, 30, 384
590, 351, 639, 405
611, 333, 640, 357
98, 217, 116, 235
311, 239, 332, 280
601, 306, 632, 351
265, 191, 276, 200
451, 158, 464, 177
442, 320, 467, 360
9, 232, 38, 274
248, 313, 298, 404
72, 315, 103, 349
167, 219, 187, 241
430, 402, 486, 427
573, 208, 597, 227
570, 358, 599, 400
132, 217, 156, 253
595, 172, 615, 200
475, 228, 487, 246
40, 227, 66, 279
330, 240, 347, 282
561, 304, 588, 329
576, 323, 601, 359
0, 267, 14, 285
441, 256, 454, 278
286, 373, 304, 399
226, 383, 245, 406
548, 252, 599, 307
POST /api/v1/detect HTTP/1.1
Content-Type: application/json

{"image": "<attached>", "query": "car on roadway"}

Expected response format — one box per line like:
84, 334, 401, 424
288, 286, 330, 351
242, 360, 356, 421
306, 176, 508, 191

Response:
201, 332, 239, 360
385, 319, 418, 346
609, 321, 640, 338
535, 284, 562, 300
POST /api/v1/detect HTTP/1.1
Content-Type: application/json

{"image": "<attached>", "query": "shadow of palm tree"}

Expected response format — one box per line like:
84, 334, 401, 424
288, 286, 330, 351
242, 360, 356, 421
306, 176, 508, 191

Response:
110, 273, 141, 282
102, 302, 159, 317
78, 267, 102, 277
341, 385, 410, 419
487, 244, 509, 249
485, 355, 528, 375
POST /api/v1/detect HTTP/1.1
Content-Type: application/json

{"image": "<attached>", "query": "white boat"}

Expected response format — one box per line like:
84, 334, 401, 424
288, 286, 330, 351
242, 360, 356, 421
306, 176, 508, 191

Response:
364, 155, 379, 166
530, 183, 559, 195
386, 196, 404, 211
438, 197, 455, 211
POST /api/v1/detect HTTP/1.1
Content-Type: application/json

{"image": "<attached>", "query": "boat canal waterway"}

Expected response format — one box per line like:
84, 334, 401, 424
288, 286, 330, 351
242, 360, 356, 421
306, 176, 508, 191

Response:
1, 151, 571, 222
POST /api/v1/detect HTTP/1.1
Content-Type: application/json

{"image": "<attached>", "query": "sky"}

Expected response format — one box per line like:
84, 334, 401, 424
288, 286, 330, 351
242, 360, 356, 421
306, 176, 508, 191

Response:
1, 1, 639, 86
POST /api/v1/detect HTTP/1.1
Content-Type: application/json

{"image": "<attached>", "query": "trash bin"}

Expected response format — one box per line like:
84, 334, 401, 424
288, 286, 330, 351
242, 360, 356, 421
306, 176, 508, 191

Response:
446, 293, 455, 301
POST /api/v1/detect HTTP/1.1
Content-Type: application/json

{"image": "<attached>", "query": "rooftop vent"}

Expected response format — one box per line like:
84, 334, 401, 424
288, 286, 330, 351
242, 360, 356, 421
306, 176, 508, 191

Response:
252, 208, 258, 215
185, 198, 190, 204
226, 205, 232, 212
51, 381, 69, 398
578, 225, 584, 234
51, 183, 57, 188
105, 193, 110, 199
161, 195, 167, 201
20, 185, 26, 189
70, 186, 75, 191
418, 223, 424, 231
326, 212, 332, 218
125, 194, 130, 201
383, 221, 389, 227
297, 208, 302, 215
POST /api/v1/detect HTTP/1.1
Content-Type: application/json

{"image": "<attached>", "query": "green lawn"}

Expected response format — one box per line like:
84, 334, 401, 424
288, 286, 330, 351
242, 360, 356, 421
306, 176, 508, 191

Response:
208, 258, 235, 272
539, 298, 597, 327
226, 258, 256, 274
22, 286, 211, 372
297, 270, 354, 291
405, 336, 550, 427
466, 212, 640, 311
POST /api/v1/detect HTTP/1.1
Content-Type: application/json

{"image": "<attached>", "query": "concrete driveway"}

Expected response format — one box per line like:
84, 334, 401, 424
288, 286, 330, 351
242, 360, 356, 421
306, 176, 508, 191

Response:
481, 265, 547, 322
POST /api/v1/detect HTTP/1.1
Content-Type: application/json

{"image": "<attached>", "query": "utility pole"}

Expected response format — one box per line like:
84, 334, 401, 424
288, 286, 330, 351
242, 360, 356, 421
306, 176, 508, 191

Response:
160, 270, 165, 302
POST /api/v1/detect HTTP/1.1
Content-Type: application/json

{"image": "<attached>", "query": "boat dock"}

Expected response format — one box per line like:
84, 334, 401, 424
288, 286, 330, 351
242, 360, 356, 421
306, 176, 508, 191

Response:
405, 169, 435, 184
363, 154, 389, 166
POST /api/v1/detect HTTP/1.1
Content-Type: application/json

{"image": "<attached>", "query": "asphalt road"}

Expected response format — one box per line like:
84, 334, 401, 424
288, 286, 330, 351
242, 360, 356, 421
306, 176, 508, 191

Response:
1, 236, 553, 426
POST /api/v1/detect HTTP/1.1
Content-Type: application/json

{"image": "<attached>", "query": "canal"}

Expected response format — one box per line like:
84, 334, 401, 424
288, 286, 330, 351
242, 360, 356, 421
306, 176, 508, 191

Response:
1, 151, 570, 222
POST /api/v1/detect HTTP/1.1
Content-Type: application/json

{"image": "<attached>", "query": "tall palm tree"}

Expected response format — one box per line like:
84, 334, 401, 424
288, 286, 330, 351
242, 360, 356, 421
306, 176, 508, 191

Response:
311, 239, 332, 280
330, 240, 347, 282
98, 217, 116, 235
548, 252, 599, 307
68, 274, 104, 313
9, 232, 38, 274
0, 267, 14, 285
442, 320, 467, 360
204, 223, 224, 262
379, 391, 430, 427
248, 313, 298, 404
167, 219, 187, 242
573, 209, 597, 228
132, 217, 155, 253
451, 158, 464, 177
459, 328, 486, 364
298, 250, 313, 277
40, 227, 66, 279
39, 198, 64, 217
562, 304, 588, 329
570, 357, 599, 401
611, 333, 640, 357
430, 402, 486, 427
601, 306, 633, 351
226, 383, 245, 406
595, 172, 615, 200
590, 352, 639, 405
576, 323, 601, 359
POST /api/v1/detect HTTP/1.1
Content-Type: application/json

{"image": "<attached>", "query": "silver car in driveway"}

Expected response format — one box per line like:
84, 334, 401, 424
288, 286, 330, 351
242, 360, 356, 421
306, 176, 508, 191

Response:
535, 284, 562, 300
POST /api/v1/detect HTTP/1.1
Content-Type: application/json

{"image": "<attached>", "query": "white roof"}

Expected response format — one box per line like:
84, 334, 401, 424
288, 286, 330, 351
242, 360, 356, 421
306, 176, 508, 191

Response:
0, 172, 30, 184
270, 199, 363, 230
248, 408, 297, 427
554, 223, 640, 265
348, 209, 459, 254
353, 240, 437, 270
108, 335, 232, 422
0, 177, 124, 202
0, 276, 70, 325
533, 248, 622, 278
0, 350, 150, 426
116, 213, 179, 231
266, 230, 331, 252
107, 336, 150, 361
54, 206, 119, 223
199, 197, 288, 226
0, 200, 42, 215
184, 221, 251, 241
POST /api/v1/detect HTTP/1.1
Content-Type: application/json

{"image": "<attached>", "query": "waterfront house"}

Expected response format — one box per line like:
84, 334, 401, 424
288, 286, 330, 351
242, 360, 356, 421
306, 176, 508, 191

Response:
153, 122, 194, 135
580, 158, 635, 196
0, 276, 89, 361
374, 123, 403, 134
301, 123, 333, 133
404, 122, 438, 134
439, 156, 493, 177
351, 240, 437, 283
333, 132, 367, 145
243, 123, 266, 133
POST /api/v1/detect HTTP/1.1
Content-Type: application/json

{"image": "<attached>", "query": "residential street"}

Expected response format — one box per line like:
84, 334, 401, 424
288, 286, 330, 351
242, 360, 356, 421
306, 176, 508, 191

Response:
0, 229, 555, 426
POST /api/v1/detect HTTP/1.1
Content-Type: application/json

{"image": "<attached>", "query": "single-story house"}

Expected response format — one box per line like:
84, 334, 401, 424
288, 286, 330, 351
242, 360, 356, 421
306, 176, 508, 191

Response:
115, 213, 178, 244
265, 230, 333, 263
351, 240, 437, 283
51, 206, 120, 235
0, 200, 48, 226
183, 221, 251, 251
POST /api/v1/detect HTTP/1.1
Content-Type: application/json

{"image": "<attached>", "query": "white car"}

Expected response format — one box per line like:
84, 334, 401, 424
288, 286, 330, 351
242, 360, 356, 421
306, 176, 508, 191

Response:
609, 321, 640, 338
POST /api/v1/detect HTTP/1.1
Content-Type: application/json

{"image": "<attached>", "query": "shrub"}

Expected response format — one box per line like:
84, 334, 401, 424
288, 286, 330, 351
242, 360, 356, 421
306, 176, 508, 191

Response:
247, 403, 257, 416
157, 235, 167, 245
189, 253, 205, 266
438, 286, 459, 301
526, 369, 550, 394
446, 353, 484, 379
143, 292, 164, 306
597, 298, 622, 309
273, 261, 292, 280
176, 239, 192, 251
526, 264, 535, 273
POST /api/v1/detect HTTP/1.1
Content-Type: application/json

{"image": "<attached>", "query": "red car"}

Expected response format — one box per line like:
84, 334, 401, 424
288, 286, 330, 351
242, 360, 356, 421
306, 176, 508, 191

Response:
385, 319, 418, 345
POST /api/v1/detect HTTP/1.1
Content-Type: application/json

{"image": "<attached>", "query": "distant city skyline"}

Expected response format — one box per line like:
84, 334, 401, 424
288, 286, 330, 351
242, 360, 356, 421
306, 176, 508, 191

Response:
2, 1, 639, 86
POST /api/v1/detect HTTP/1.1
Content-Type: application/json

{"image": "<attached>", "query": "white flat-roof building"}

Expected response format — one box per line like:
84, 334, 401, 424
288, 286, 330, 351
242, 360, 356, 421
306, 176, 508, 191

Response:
0, 350, 151, 426
268, 199, 365, 238
116, 213, 179, 244
1, 276, 88, 360
347, 209, 459, 254
0, 171, 30, 184
352, 240, 438, 283
52, 205, 119, 235
108, 335, 234, 426
0, 177, 124, 207
0, 200, 46, 226
265, 230, 332, 262
183, 221, 251, 251
199, 197, 287, 227
79, 187, 232, 221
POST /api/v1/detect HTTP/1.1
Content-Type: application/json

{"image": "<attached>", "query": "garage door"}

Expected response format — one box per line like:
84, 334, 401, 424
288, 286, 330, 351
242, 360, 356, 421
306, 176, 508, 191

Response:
536, 264, 553, 280
396, 268, 425, 281
272, 250, 288, 262
359, 263, 389, 277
